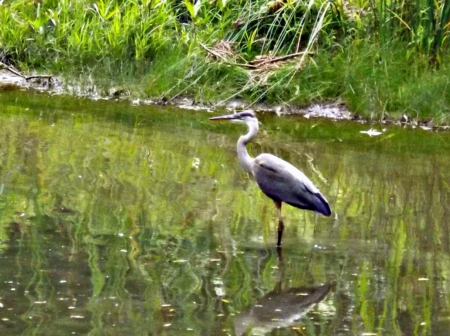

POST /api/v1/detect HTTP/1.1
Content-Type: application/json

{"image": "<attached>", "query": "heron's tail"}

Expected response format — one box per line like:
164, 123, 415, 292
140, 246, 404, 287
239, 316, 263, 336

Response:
314, 192, 331, 216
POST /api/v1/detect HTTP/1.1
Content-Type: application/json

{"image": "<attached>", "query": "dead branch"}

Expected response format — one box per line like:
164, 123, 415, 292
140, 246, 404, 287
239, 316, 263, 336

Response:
0, 61, 53, 81
253, 51, 314, 66
25, 75, 53, 80
0, 61, 25, 78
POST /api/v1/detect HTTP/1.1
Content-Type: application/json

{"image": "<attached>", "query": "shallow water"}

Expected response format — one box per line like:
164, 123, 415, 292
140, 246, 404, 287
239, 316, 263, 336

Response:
0, 91, 450, 335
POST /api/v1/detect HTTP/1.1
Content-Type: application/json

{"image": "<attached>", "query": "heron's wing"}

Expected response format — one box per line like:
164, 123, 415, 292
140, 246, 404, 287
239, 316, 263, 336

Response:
253, 154, 331, 216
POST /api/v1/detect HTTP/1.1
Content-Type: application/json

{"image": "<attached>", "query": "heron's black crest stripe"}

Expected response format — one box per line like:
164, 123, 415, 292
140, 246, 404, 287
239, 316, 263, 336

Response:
237, 111, 256, 118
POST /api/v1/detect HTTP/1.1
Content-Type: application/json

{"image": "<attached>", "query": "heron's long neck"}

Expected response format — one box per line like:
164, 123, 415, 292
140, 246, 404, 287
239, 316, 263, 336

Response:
237, 121, 258, 174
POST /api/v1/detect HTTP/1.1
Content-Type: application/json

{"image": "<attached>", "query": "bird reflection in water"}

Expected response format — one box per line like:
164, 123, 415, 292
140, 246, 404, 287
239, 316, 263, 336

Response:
234, 250, 333, 335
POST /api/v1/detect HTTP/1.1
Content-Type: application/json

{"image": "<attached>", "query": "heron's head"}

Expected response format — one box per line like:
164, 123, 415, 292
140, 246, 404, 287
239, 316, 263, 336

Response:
209, 110, 258, 125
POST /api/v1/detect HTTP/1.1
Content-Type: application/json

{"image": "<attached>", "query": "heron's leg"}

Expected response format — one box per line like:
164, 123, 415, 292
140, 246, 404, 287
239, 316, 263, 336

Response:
274, 201, 284, 248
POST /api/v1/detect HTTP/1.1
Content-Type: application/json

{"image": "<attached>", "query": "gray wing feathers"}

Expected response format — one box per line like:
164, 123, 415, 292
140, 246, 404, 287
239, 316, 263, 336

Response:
253, 154, 331, 216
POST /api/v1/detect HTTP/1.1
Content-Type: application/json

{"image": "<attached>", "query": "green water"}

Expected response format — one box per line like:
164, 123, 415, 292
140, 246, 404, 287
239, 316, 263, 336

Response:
0, 91, 450, 335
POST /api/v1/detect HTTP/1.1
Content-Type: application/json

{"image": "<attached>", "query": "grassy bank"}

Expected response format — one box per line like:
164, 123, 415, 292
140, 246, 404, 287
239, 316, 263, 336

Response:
1, 0, 450, 122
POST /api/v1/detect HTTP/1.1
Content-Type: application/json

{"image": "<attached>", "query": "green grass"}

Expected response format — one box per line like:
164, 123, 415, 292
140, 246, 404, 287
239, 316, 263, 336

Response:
0, 0, 450, 123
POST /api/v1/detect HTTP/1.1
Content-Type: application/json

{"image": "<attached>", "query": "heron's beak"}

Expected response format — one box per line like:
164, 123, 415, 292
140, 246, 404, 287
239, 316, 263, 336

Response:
209, 113, 239, 121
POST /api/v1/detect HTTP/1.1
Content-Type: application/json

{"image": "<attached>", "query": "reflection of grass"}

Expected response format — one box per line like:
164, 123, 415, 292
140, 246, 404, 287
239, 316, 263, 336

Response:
0, 91, 450, 333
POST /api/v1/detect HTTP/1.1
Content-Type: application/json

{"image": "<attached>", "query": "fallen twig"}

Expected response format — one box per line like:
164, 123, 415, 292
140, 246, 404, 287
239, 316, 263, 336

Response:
0, 61, 25, 78
0, 61, 53, 81
25, 75, 53, 80
251, 51, 314, 66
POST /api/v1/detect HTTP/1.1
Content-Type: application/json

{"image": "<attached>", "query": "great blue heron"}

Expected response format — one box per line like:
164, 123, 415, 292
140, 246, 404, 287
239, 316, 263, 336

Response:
209, 110, 331, 247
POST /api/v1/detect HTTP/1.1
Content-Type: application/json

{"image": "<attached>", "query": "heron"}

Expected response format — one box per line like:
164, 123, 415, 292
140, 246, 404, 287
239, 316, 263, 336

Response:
209, 110, 331, 247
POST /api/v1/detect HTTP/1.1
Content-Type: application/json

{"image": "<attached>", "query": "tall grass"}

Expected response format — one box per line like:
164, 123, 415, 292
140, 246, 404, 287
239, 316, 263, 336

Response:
0, 0, 175, 69
0, 0, 450, 121
368, 0, 450, 66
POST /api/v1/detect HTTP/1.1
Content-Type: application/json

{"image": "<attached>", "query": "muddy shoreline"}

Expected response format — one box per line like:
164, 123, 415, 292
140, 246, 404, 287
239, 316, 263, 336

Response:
0, 69, 441, 130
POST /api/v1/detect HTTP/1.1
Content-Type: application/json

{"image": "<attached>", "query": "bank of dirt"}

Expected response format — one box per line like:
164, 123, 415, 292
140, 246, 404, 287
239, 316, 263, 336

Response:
0, 68, 442, 130
0, 68, 354, 119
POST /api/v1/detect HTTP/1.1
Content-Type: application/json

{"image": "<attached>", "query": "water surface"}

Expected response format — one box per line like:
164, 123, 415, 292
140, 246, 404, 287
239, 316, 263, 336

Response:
0, 91, 450, 335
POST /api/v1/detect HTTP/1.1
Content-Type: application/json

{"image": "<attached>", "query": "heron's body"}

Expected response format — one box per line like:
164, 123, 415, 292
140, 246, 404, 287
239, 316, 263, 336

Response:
253, 153, 330, 215
210, 111, 331, 247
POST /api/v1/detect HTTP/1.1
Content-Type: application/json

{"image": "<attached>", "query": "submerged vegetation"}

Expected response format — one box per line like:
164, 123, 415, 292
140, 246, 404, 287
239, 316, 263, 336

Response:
1, 0, 450, 122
